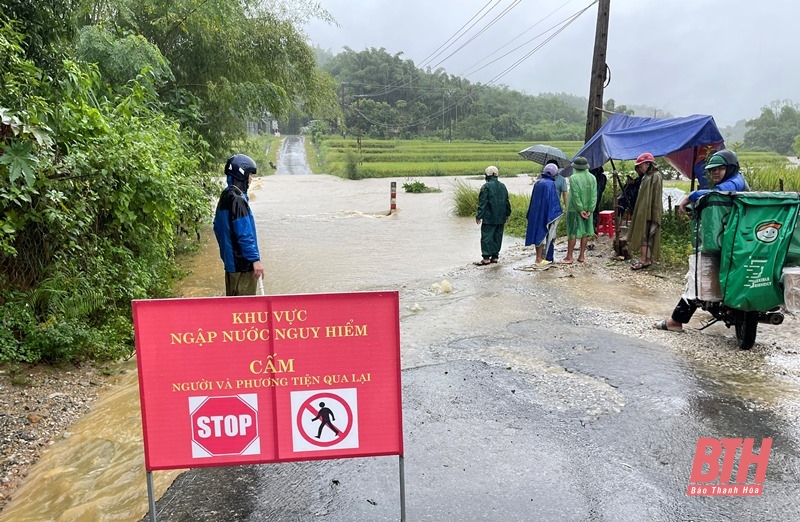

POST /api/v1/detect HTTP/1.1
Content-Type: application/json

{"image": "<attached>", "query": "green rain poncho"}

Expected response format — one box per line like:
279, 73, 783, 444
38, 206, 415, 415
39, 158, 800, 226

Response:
566, 168, 597, 239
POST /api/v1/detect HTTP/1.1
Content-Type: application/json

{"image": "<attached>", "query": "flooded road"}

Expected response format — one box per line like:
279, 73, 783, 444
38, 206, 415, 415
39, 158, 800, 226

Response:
1, 165, 524, 521
3, 137, 800, 521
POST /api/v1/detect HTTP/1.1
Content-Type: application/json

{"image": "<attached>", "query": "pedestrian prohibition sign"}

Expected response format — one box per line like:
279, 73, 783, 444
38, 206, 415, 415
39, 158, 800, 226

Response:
291, 388, 359, 452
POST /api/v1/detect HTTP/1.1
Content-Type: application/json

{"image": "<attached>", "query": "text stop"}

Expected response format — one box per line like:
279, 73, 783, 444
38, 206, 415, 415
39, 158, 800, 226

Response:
196, 414, 253, 438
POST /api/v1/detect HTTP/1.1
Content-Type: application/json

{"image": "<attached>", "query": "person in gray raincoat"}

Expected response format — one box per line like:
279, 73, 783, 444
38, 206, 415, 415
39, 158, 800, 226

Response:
475, 165, 512, 266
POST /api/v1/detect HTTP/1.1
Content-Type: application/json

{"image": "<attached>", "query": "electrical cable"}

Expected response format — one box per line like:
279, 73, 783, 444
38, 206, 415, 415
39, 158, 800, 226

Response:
417, 0, 500, 69
460, 0, 576, 76
360, 0, 502, 98
345, 1, 598, 131
427, 0, 522, 70
485, 1, 597, 86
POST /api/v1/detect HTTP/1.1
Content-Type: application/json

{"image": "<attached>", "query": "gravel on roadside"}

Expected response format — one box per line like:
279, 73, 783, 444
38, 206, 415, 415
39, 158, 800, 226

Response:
0, 363, 108, 510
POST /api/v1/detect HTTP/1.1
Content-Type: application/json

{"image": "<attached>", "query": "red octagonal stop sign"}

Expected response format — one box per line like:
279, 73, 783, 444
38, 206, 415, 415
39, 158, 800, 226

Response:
190, 395, 259, 457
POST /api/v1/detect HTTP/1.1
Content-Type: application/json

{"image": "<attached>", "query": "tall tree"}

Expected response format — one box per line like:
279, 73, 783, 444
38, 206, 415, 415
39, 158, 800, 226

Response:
1, 0, 80, 73
745, 102, 800, 155
79, 0, 339, 158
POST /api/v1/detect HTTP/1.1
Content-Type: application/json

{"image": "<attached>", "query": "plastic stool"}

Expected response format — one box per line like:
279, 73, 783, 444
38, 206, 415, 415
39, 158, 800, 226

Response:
596, 210, 615, 237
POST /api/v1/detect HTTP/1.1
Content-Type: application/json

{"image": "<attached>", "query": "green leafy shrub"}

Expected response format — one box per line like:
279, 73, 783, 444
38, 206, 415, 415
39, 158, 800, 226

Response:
344, 149, 361, 179
402, 180, 441, 193
658, 210, 694, 266
0, 21, 210, 364
0, 296, 38, 363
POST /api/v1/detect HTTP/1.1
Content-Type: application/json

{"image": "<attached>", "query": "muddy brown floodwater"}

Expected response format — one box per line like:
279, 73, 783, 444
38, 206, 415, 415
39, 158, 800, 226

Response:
3, 169, 800, 521
0, 173, 527, 521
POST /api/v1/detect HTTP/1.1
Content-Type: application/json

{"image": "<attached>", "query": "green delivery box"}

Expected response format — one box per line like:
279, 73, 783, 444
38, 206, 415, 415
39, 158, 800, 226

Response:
694, 192, 734, 254
716, 192, 800, 311
787, 217, 800, 265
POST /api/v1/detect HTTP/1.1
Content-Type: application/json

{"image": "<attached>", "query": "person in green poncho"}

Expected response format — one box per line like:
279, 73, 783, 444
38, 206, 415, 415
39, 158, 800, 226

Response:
475, 165, 512, 266
627, 152, 663, 270
561, 157, 596, 264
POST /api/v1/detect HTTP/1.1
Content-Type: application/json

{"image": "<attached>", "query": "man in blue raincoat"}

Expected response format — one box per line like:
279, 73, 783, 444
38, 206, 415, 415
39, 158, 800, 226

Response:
213, 154, 265, 296
525, 163, 563, 266
656, 149, 750, 332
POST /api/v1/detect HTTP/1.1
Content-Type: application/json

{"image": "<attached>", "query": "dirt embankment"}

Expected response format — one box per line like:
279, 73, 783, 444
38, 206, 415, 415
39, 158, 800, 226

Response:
0, 364, 108, 510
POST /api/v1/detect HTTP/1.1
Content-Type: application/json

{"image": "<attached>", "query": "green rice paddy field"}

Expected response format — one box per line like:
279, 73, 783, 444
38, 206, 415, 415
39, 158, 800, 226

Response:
317, 138, 797, 190
319, 139, 585, 177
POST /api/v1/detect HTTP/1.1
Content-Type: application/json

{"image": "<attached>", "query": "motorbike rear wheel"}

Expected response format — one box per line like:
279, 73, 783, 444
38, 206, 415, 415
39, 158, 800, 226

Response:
735, 310, 759, 350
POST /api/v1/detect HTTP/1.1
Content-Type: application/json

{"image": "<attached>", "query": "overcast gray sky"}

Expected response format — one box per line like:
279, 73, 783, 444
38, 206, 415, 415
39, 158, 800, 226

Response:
304, 0, 796, 127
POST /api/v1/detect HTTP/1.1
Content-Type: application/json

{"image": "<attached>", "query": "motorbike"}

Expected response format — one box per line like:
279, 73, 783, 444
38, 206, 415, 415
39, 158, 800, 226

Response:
686, 191, 800, 350
694, 301, 783, 350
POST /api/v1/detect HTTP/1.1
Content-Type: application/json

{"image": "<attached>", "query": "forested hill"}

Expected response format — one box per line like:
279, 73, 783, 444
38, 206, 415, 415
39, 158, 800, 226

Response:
315, 46, 640, 142
314, 47, 800, 155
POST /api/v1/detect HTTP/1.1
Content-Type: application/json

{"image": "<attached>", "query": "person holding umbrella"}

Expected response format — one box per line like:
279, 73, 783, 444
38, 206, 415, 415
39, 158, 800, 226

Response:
518, 145, 570, 261
518, 144, 569, 204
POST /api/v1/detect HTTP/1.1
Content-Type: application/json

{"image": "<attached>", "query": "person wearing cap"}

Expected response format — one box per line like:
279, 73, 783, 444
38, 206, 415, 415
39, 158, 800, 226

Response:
561, 156, 596, 264
627, 152, 663, 270
655, 149, 749, 332
475, 165, 512, 266
525, 163, 563, 266
544, 158, 569, 210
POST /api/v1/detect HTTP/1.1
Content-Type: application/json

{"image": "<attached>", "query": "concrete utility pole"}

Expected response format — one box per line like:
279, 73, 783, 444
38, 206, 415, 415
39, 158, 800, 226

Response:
584, 0, 611, 143
339, 82, 348, 137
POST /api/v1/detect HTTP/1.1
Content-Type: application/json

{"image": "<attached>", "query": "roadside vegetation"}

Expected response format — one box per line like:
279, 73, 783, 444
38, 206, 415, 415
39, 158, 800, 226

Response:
402, 180, 441, 193
0, 3, 338, 365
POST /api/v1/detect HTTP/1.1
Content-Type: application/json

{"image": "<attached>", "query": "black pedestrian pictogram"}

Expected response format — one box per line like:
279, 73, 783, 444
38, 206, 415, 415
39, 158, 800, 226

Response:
293, 390, 357, 450
311, 401, 340, 438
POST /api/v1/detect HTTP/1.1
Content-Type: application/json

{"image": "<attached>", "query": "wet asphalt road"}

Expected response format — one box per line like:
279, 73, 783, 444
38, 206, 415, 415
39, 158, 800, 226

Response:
147, 270, 800, 521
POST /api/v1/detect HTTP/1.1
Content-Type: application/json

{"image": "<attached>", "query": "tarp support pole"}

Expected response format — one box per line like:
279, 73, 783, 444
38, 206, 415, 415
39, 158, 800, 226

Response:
609, 159, 623, 256
690, 146, 698, 192
399, 455, 407, 521
146, 470, 158, 522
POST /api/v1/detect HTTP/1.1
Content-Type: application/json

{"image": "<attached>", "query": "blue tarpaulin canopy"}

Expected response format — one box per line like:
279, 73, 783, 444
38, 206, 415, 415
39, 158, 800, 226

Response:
573, 113, 725, 187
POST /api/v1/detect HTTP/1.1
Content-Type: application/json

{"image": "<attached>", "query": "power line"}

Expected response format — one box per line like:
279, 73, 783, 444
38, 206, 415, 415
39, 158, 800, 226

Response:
417, 0, 502, 69
427, 0, 523, 70
464, 9, 582, 78
359, 0, 503, 98
460, 0, 577, 76
344, 2, 598, 132
485, 1, 597, 86
358, 1, 590, 104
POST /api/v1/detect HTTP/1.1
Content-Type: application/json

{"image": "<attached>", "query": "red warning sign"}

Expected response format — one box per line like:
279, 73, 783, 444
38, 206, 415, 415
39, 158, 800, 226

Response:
133, 291, 402, 471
